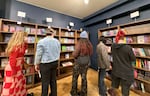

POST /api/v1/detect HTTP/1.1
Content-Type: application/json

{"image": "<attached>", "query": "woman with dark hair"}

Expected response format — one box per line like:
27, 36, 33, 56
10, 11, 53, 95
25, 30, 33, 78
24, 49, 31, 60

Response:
70, 31, 93, 96
97, 36, 110, 96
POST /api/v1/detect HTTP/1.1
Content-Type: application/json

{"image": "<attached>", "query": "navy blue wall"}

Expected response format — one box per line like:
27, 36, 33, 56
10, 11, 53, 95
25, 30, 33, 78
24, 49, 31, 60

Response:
0, 0, 6, 18
5, 0, 83, 30
83, 0, 150, 70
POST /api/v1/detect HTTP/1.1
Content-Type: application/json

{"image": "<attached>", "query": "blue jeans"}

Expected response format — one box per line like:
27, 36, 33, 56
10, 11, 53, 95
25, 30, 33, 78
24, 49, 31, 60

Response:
98, 69, 106, 96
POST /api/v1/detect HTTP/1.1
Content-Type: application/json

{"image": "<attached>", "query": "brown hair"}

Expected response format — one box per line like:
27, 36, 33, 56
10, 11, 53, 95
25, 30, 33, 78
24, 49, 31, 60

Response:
46, 28, 55, 35
78, 38, 93, 56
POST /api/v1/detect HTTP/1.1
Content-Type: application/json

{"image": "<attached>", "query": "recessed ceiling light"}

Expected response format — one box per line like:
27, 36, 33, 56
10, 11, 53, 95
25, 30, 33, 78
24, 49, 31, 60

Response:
84, 0, 89, 4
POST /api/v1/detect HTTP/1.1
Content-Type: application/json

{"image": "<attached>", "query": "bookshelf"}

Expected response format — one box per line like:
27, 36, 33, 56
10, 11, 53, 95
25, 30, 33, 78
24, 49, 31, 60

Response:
98, 19, 150, 95
0, 18, 81, 90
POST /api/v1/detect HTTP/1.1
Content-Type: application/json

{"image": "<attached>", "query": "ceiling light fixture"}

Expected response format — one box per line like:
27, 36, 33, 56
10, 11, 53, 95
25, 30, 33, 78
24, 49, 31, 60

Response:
84, 0, 89, 4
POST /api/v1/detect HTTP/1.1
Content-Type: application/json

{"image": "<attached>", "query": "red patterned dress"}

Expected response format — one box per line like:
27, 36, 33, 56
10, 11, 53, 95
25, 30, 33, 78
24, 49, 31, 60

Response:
1, 44, 27, 96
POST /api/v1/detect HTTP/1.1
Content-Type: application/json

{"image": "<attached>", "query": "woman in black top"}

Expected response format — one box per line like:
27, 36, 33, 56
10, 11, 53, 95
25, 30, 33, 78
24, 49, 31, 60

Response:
108, 30, 136, 96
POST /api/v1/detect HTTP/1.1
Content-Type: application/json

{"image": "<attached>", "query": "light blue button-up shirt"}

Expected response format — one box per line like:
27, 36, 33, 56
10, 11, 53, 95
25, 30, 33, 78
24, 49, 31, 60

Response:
34, 36, 61, 65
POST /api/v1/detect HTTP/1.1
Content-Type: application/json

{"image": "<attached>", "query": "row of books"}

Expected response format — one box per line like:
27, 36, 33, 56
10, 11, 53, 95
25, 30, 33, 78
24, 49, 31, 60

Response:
61, 46, 74, 52
24, 57, 34, 64
0, 58, 8, 68
61, 31, 74, 37
61, 61, 73, 67
27, 36, 35, 43
23, 66, 34, 74
102, 29, 118, 36
26, 75, 33, 85
134, 70, 150, 82
2, 24, 51, 35
25, 48, 34, 54
131, 81, 147, 93
132, 48, 150, 57
134, 59, 150, 70
60, 53, 73, 59
60, 38, 75, 43
107, 35, 150, 44
2, 35, 35, 43
3, 24, 36, 34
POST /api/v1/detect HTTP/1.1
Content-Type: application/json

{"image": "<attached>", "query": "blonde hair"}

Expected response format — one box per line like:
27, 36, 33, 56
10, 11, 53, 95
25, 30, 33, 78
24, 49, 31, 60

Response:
5, 31, 28, 55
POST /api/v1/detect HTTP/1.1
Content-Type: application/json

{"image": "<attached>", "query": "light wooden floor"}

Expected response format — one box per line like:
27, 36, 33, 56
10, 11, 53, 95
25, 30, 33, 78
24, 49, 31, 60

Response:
28, 68, 140, 96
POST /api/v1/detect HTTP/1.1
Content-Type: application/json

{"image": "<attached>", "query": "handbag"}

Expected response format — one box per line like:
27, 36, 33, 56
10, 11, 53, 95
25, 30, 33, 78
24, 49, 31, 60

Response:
76, 55, 90, 65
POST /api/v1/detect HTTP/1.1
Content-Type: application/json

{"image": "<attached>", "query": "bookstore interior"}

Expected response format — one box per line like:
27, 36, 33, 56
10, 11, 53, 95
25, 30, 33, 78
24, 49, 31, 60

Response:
0, 0, 150, 96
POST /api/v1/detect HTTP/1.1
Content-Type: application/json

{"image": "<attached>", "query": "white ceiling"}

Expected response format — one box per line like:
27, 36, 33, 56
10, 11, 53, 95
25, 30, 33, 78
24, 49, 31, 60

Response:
17, 0, 118, 19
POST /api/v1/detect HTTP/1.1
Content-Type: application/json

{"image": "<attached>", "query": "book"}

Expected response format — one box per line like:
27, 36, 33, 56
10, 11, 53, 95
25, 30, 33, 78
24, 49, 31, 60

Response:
143, 48, 150, 56
16, 26, 24, 32
65, 53, 69, 59
132, 48, 140, 56
62, 62, 73, 67
137, 35, 145, 44
2, 24, 9, 32
24, 27, 31, 33
30, 28, 36, 34
1, 59, 8, 67
141, 83, 145, 93
138, 48, 146, 56
4, 35, 11, 42
62, 46, 67, 51
9, 25, 16, 32
144, 35, 150, 43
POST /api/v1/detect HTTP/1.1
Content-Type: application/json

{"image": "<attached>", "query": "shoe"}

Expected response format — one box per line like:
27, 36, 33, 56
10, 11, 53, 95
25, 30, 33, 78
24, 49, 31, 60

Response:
107, 89, 116, 96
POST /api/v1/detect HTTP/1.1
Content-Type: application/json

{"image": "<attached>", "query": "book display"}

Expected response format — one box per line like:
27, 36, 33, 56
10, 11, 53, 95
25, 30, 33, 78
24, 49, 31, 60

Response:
99, 19, 150, 95
0, 18, 80, 90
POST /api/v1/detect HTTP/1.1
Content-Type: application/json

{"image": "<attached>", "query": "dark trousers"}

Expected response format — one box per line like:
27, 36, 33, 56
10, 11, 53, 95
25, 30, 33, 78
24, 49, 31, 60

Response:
70, 63, 88, 96
111, 74, 133, 96
98, 69, 107, 96
40, 61, 58, 96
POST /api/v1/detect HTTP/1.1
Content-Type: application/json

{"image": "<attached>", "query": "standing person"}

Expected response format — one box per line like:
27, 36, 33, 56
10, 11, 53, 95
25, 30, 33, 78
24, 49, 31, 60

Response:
108, 30, 136, 96
34, 28, 60, 96
1, 31, 28, 96
97, 36, 110, 96
70, 31, 93, 96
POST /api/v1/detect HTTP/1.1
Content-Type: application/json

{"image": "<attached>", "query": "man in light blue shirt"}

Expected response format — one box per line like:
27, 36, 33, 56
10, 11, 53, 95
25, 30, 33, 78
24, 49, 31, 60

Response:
34, 28, 60, 96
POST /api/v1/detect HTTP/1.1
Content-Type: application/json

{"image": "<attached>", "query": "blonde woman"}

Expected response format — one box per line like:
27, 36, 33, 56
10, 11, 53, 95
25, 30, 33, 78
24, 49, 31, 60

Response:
1, 31, 28, 96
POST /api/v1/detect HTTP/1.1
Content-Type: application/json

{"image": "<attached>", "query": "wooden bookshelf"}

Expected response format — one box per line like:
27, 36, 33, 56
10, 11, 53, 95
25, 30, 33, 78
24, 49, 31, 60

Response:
136, 56, 150, 59
135, 78, 150, 85
0, 18, 81, 89
134, 67, 150, 72
60, 58, 74, 61
98, 19, 150, 94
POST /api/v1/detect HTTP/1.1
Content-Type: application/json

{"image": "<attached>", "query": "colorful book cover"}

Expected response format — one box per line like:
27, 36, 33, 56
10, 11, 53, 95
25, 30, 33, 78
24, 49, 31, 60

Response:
24, 27, 31, 33
137, 35, 145, 44
31, 28, 36, 34
1, 59, 8, 68
4, 35, 11, 42
143, 48, 150, 56
144, 35, 150, 43
2, 24, 9, 32
138, 48, 146, 56
61, 46, 66, 51
16, 26, 24, 32
9, 25, 16, 32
